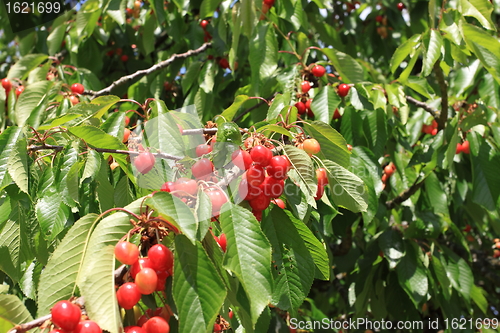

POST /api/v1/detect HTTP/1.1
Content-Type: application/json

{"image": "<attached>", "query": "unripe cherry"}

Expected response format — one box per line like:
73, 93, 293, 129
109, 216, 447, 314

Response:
135, 268, 158, 295
114, 241, 139, 265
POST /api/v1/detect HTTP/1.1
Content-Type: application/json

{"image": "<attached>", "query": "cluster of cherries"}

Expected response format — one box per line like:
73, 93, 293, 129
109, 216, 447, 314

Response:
421, 119, 438, 136
493, 238, 500, 259
49, 300, 101, 333
2, 78, 24, 98
199, 19, 213, 43
381, 162, 396, 190
293, 64, 327, 117
106, 47, 130, 63
114, 241, 173, 332
455, 140, 470, 155
1, 78, 84, 105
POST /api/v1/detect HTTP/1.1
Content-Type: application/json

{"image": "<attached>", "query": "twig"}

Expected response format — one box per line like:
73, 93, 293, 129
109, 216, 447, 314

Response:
86, 43, 212, 98
233, 93, 278, 122
406, 96, 439, 121
434, 62, 449, 130
385, 179, 425, 209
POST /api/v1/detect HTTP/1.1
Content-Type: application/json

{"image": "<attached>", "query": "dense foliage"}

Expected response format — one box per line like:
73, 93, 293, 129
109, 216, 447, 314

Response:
0, 0, 500, 332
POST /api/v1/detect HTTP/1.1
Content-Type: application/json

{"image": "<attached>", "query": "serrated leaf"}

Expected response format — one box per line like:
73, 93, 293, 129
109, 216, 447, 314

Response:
256, 124, 292, 137
422, 30, 443, 77
390, 34, 422, 73
303, 121, 350, 168
458, 0, 495, 31
81, 150, 102, 184
200, 0, 222, 20
220, 203, 272, 327
78, 199, 144, 333
37, 214, 99, 316
283, 146, 317, 203
173, 235, 226, 333
219, 95, 249, 123
7, 54, 48, 80
396, 250, 428, 307
90, 95, 121, 119
322, 48, 364, 83
0, 203, 29, 282
196, 190, 212, 241
36, 178, 71, 241
144, 111, 186, 157
310, 86, 341, 123
0, 294, 34, 332
7, 137, 29, 194
15, 81, 52, 126
266, 94, 286, 120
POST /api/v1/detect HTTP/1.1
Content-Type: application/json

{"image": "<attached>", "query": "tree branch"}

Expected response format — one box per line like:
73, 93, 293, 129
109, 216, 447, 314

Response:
86, 43, 212, 98
385, 179, 425, 209
434, 62, 448, 130
406, 96, 439, 121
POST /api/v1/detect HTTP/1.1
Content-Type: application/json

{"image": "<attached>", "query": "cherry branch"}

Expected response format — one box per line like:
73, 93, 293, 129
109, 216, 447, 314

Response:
385, 179, 425, 209
406, 96, 439, 121
86, 43, 212, 98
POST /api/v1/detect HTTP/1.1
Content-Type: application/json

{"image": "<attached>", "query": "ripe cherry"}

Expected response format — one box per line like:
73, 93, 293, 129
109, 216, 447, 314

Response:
123, 128, 131, 143
143, 316, 170, 333
316, 168, 328, 186
250, 145, 272, 166
231, 149, 253, 170
125, 116, 131, 126
461, 140, 470, 154
160, 181, 175, 193
253, 209, 262, 221
260, 176, 284, 198
71, 83, 85, 95
130, 257, 154, 279
315, 184, 325, 201
337, 83, 350, 97
267, 155, 290, 180
311, 64, 326, 77
135, 268, 158, 295
114, 241, 139, 265
121, 55, 129, 62
74, 320, 102, 333
116, 282, 141, 310
263, 0, 275, 6
148, 244, 173, 271
238, 178, 261, 201
50, 300, 81, 332
397, 2, 405, 11
272, 198, 285, 209
333, 108, 341, 119
384, 162, 396, 177
301, 81, 311, 93
456, 143, 463, 154
219, 58, 230, 69
245, 165, 265, 187
195, 144, 212, 157
494, 249, 500, 258
15, 85, 24, 97
1, 78, 12, 92
205, 188, 228, 215
375, 15, 383, 23
200, 20, 209, 29
124, 327, 146, 333
381, 173, 388, 183
134, 152, 156, 174
249, 195, 271, 211
302, 139, 321, 155
191, 158, 214, 179
174, 177, 198, 196
216, 233, 227, 252
295, 101, 306, 115
305, 98, 312, 111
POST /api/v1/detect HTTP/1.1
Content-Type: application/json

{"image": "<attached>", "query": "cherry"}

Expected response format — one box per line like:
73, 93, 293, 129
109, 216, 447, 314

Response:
50, 300, 81, 332
123, 128, 131, 143
267, 155, 290, 180
191, 158, 214, 179
143, 316, 170, 333
314, 184, 324, 201
48, 330, 65, 333
195, 144, 212, 157
213, 323, 222, 332
238, 178, 262, 201
125, 326, 146, 333
347, 144, 353, 151
463, 224, 472, 233
333, 108, 341, 119
74, 320, 102, 333
216, 233, 227, 252
263, 0, 275, 6
250, 145, 272, 166
381, 173, 388, 183
160, 181, 175, 192
134, 0, 141, 9
397, 2, 405, 11
148, 244, 173, 271
494, 249, 500, 258
316, 168, 328, 186
229, 310, 233, 319
311, 64, 326, 77
249, 195, 271, 211
125, 116, 131, 126
134, 152, 156, 174
260, 176, 284, 198
301, 81, 311, 93
116, 282, 141, 310
375, 15, 383, 23
337, 83, 350, 97
461, 140, 470, 154
15, 85, 24, 97
71, 83, 85, 95
272, 198, 285, 209
431, 128, 438, 135
205, 188, 228, 215
70, 95, 79, 105
384, 162, 396, 177
1, 78, 12, 92
295, 101, 306, 115
245, 165, 265, 187
456, 143, 463, 154
302, 139, 321, 155
231, 149, 253, 170
305, 98, 312, 111
200, 20, 209, 29
130, 257, 154, 279
253, 209, 262, 221
115, 241, 139, 265
219, 58, 230, 69
174, 177, 198, 196
121, 55, 129, 62
135, 268, 158, 295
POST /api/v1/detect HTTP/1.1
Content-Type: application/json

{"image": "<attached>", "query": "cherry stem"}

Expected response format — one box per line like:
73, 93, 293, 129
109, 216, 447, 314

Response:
99, 207, 141, 221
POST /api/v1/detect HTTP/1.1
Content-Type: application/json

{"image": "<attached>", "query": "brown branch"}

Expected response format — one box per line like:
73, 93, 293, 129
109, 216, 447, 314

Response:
434, 62, 448, 130
406, 96, 439, 121
86, 43, 212, 98
385, 179, 425, 209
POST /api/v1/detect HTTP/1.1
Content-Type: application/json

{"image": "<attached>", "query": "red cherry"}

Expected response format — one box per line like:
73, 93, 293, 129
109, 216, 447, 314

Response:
143, 316, 170, 333
463, 224, 472, 233
229, 310, 233, 319
381, 173, 388, 183
305, 98, 312, 111
74, 320, 102, 333
267, 155, 290, 180
125, 116, 131, 126
231, 149, 253, 170
333, 108, 341, 119
121, 55, 129, 62
213, 323, 222, 333
311, 65, 326, 77
456, 143, 463, 154
461, 140, 470, 154
216, 233, 227, 252
316, 168, 328, 186
219, 58, 230, 69
347, 144, 353, 151
123, 128, 131, 143
135, 268, 158, 295
174, 177, 198, 196
245, 165, 265, 187
384, 163, 396, 177
272, 198, 285, 209
263, 0, 275, 6
200, 20, 209, 29
1, 78, 12, 92
375, 15, 383, 23
191, 158, 214, 180
238, 178, 262, 201
125, 326, 146, 333
130, 257, 154, 279
260, 176, 284, 198
114, 241, 139, 265
69, 95, 79, 105
301, 81, 311, 93
49, 330, 66, 333
314, 184, 325, 201
148, 244, 173, 271
431, 128, 438, 135
253, 209, 262, 221
205, 188, 228, 215
160, 181, 175, 192
295, 101, 306, 115
134, 152, 156, 174
494, 249, 500, 258
50, 301, 81, 332
195, 144, 212, 157
397, 2, 405, 11
302, 139, 321, 155
71, 83, 85, 95
249, 195, 271, 211
431, 120, 438, 128
116, 282, 141, 310
337, 83, 350, 97
15, 85, 24, 97
250, 145, 272, 166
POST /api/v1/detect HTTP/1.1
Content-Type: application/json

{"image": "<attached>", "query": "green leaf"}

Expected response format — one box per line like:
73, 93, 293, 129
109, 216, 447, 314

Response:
363, 108, 388, 159
199, 58, 216, 94
37, 214, 99, 316
78, 199, 144, 333
219, 95, 249, 122
104, 0, 126, 25
249, 24, 278, 93
143, 111, 186, 158
200, 0, 221, 19
15, 81, 52, 127
262, 208, 315, 314
0, 294, 34, 332
470, 285, 488, 314
322, 48, 364, 83
440, 10, 462, 45
266, 94, 286, 120
220, 203, 272, 327
182, 61, 203, 93
146, 192, 198, 244
283, 145, 317, 205
7, 137, 29, 194
396, 244, 428, 307
241, 0, 256, 38
0, 127, 24, 191
173, 235, 227, 333
256, 124, 292, 138
76, 0, 102, 39
310, 86, 341, 123
47, 24, 67, 56
390, 34, 422, 73
7, 54, 48, 80
458, 0, 495, 31
142, 14, 157, 56
422, 29, 443, 77
471, 139, 500, 210
90, 95, 121, 119
303, 121, 350, 168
